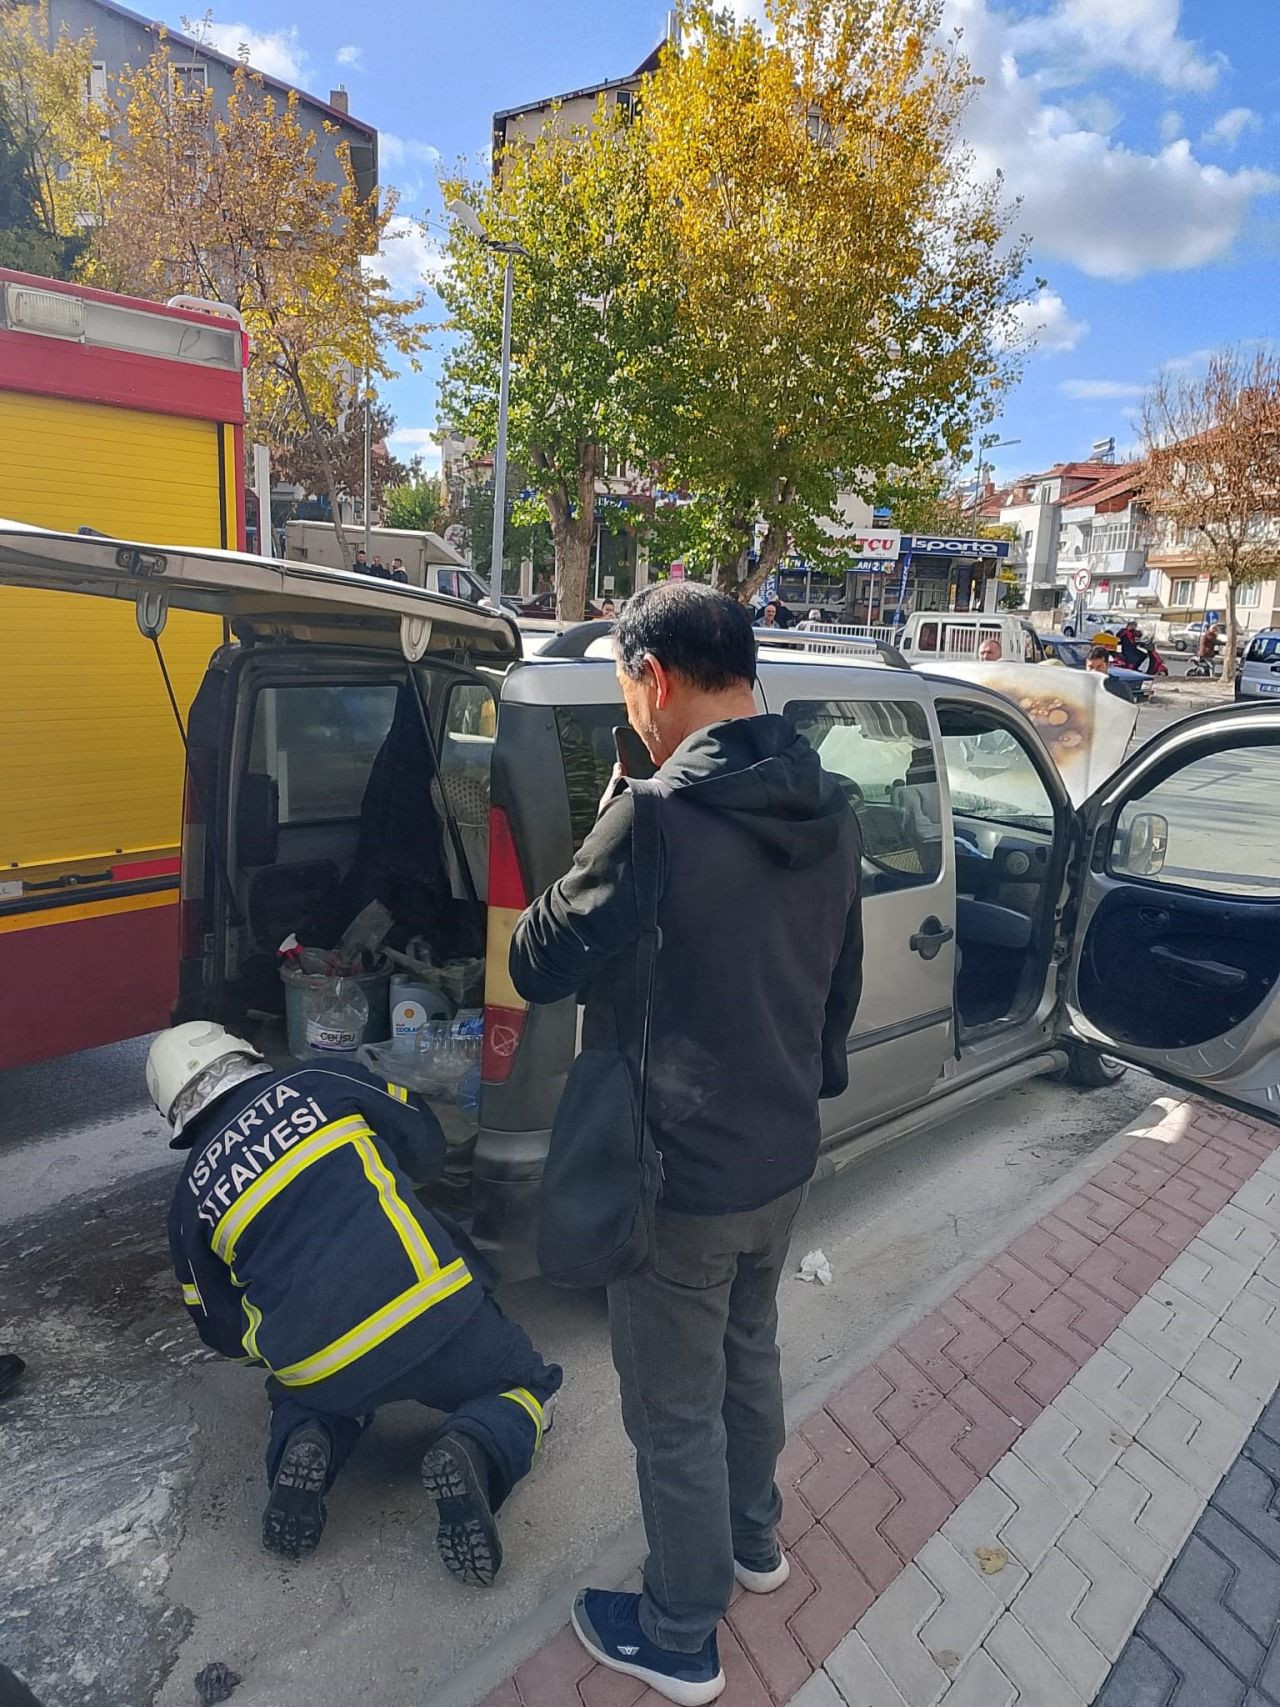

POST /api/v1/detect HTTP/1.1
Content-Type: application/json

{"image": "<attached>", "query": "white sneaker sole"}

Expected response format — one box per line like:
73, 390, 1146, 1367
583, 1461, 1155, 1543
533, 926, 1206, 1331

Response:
570, 1601, 725, 1706
734, 1553, 791, 1594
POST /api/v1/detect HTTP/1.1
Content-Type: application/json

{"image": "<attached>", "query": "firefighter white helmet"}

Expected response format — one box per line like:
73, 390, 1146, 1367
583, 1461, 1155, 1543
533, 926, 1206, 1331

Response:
146, 1021, 263, 1126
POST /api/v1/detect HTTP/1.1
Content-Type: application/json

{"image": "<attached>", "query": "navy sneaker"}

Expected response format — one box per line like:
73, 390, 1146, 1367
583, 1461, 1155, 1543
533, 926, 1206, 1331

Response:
571, 1589, 724, 1706
262, 1425, 330, 1558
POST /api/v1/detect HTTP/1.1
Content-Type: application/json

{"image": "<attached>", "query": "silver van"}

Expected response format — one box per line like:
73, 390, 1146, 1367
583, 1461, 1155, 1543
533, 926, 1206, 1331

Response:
5, 521, 1280, 1277
1237, 630, 1280, 702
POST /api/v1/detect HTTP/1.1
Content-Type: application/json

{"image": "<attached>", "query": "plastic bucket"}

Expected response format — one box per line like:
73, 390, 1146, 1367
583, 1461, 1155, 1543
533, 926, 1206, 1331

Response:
280, 962, 391, 1059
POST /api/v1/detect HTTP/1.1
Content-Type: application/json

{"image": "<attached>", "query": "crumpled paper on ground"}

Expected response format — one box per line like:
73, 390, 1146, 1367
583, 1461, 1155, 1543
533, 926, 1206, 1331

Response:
796, 1249, 833, 1286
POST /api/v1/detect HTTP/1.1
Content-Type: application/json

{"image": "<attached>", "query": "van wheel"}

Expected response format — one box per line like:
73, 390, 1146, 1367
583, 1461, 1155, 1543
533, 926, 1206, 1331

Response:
1061, 1043, 1126, 1088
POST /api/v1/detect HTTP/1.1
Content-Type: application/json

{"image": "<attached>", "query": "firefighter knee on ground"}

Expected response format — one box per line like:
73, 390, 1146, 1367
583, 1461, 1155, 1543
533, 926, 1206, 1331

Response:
148, 1021, 562, 1582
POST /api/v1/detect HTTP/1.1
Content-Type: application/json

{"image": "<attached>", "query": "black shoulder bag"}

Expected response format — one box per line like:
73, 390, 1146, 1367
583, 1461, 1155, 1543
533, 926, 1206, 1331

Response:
535, 779, 664, 1289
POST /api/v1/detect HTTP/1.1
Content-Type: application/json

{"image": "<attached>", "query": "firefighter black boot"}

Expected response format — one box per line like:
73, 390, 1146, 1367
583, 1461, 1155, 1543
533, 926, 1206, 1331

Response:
262, 1425, 331, 1558
421, 1431, 503, 1587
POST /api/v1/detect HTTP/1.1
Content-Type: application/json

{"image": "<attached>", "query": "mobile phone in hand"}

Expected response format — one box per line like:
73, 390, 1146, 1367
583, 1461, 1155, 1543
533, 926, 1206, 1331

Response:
614, 723, 654, 779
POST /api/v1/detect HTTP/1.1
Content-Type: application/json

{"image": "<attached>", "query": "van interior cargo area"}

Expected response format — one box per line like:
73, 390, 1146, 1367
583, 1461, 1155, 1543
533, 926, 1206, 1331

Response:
219, 667, 496, 1208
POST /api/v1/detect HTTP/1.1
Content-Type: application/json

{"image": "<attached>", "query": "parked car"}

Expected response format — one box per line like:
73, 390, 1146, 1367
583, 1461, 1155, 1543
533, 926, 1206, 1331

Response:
1236, 630, 1280, 701
1040, 632, 1155, 700
898, 612, 1047, 663
503, 588, 607, 620
6, 522, 1280, 1282
1167, 619, 1209, 652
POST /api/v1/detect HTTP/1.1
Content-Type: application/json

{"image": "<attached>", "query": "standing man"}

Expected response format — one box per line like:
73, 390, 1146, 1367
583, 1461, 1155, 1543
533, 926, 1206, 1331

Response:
390, 556, 409, 583
977, 637, 1002, 661
150, 1022, 560, 1580
510, 583, 863, 1705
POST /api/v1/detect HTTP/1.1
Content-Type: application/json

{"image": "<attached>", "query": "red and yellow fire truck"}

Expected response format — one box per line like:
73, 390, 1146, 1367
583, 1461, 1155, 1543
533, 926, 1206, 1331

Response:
0, 268, 247, 1069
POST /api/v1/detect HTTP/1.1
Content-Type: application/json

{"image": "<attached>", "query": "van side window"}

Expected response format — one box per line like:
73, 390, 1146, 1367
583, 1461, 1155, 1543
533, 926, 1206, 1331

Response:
247, 683, 400, 824
553, 704, 653, 850
1022, 626, 1040, 663
786, 700, 943, 890
916, 621, 938, 652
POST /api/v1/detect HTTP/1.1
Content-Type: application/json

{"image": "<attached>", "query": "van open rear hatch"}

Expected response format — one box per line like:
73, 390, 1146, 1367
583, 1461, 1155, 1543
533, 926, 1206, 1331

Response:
0, 520, 521, 1213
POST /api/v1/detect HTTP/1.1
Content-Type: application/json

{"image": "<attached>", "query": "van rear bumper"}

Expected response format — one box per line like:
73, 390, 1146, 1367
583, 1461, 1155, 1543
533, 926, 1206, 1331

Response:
471, 1125, 550, 1282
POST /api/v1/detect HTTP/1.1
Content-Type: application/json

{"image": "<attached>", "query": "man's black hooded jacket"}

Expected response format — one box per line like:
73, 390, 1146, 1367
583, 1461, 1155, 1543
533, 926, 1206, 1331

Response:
510, 714, 863, 1215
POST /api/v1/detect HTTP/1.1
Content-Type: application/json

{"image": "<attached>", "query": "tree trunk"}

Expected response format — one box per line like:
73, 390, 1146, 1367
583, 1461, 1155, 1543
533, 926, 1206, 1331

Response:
543, 443, 599, 622
282, 350, 356, 570
711, 520, 786, 605
1224, 574, 1241, 683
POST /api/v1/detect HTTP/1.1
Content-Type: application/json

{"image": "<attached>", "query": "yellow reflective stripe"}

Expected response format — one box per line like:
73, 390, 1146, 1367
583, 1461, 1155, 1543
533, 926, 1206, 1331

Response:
352, 1132, 439, 1283
270, 1262, 473, 1387
242, 1295, 263, 1362
501, 1387, 544, 1447
386, 1082, 409, 1104
181, 1281, 202, 1308
210, 1115, 369, 1263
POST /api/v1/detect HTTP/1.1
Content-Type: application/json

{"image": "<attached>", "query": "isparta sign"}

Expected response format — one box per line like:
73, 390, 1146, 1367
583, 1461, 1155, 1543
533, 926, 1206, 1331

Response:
902, 535, 1011, 558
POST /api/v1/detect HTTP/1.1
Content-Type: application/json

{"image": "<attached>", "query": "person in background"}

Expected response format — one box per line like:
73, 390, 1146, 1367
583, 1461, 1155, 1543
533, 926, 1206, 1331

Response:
1198, 621, 1221, 665
369, 555, 391, 580
150, 1022, 561, 1579
601, 598, 617, 618
754, 601, 779, 628
1117, 620, 1144, 670
510, 584, 863, 1705
977, 637, 1002, 662
353, 547, 369, 574
390, 557, 409, 583
805, 608, 824, 626
1087, 645, 1137, 702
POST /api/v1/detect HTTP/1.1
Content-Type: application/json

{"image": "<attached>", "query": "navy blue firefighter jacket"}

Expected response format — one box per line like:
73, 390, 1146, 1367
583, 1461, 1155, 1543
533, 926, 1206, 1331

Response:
168, 1060, 483, 1403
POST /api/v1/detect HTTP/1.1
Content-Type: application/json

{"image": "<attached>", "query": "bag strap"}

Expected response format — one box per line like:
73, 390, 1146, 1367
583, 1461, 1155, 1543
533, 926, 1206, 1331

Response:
627, 779, 663, 1159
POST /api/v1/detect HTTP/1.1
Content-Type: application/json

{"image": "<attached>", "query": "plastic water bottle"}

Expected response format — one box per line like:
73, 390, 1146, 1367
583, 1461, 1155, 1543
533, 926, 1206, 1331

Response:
304, 977, 368, 1056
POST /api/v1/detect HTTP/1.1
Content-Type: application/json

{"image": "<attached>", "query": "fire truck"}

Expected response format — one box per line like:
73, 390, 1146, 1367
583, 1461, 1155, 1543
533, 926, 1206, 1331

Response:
0, 269, 247, 1069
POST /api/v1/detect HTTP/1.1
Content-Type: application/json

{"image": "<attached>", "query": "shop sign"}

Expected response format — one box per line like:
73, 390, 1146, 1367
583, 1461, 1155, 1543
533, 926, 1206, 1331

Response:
901, 535, 1011, 558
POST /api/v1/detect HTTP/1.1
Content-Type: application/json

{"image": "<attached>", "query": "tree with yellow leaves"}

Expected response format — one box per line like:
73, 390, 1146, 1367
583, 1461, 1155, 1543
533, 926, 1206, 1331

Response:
640, 0, 1033, 598
0, 1, 107, 277
87, 45, 426, 564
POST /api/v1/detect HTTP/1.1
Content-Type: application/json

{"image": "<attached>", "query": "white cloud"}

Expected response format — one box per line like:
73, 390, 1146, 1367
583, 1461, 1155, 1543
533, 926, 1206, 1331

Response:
201, 21, 307, 83
1005, 0, 1224, 93
1067, 94, 1121, 135
380, 133, 443, 169
1002, 288, 1089, 354
366, 215, 449, 293
1059, 378, 1147, 399
947, 0, 1278, 281
335, 44, 362, 69
387, 427, 442, 471
1203, 107, 1261, 150
1159, 111, 1184, 144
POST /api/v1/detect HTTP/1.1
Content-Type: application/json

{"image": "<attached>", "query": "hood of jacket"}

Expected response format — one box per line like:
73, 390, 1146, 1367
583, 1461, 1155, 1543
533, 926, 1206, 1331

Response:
657, 713, 850, 870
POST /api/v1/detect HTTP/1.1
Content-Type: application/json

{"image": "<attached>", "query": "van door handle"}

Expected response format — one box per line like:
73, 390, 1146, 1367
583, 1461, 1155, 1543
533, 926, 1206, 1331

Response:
910, 917, 955, 960
1149, 943, 1248, 990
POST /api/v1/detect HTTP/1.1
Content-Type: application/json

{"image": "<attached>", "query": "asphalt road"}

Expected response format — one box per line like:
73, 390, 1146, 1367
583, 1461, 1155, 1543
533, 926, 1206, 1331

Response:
0, 1032, 1163, 1707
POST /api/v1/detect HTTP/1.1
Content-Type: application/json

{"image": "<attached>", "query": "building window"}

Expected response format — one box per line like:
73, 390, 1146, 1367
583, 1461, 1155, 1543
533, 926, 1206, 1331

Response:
171, 63, 210, 98
1236, 583, 1262, 609
87, 61, 108, 103
614, 90, 639, 122
1170, 578, 1196, 608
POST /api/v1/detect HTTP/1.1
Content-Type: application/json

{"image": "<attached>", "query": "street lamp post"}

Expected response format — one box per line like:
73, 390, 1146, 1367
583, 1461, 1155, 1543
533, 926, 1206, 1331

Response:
448, 199, 530, 607
970, 433, 1019, 611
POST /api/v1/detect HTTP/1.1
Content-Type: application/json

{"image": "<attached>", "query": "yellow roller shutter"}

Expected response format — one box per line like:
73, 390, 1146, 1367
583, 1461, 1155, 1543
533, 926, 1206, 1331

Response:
0, 392, 226, 877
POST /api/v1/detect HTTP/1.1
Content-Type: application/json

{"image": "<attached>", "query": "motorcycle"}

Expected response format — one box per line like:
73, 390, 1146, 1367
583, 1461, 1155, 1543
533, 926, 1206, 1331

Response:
1141, 643, 1169, 677
1187, 653, 1219, 679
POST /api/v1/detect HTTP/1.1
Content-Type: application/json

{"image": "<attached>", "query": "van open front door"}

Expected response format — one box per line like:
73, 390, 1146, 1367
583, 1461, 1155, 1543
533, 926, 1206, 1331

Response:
1065, 703, 1280, 1121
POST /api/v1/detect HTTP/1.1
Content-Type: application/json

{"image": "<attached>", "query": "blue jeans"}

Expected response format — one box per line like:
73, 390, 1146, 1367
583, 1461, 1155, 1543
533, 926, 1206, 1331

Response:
265, 1296, 561, 1510
608, 1186, 806, 1652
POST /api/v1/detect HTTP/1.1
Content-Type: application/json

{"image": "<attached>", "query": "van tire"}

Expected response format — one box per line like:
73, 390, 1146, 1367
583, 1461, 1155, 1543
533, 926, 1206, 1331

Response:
1061, 1044, 1126, 1089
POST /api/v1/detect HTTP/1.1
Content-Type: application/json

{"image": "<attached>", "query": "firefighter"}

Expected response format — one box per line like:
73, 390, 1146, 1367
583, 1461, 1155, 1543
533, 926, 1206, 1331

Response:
149, 1022, 561, 1581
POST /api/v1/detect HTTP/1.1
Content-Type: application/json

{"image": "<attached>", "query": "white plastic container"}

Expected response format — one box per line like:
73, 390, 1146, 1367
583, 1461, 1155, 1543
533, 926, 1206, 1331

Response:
389, 974, 451, 1044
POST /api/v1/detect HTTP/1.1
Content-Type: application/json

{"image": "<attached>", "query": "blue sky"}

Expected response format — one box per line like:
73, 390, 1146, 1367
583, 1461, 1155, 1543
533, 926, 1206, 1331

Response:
189, 0, 1277, 490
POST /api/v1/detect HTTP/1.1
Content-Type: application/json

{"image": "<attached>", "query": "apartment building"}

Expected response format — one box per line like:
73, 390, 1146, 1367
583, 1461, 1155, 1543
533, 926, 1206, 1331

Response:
50, 0, 377, 199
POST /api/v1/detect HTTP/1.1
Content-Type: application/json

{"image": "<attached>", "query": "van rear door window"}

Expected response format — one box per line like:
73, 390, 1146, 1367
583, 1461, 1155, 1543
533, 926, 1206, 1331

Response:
553, 705, 654, 850
247, 683, 400, 824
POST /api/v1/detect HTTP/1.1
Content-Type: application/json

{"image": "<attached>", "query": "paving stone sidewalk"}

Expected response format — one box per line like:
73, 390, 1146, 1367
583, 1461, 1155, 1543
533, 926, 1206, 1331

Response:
478, 1099, 1280, 1707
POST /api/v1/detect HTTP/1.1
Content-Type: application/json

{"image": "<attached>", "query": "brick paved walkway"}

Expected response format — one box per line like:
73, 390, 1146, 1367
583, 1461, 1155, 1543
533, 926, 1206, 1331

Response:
478, 1099, 1280, 1707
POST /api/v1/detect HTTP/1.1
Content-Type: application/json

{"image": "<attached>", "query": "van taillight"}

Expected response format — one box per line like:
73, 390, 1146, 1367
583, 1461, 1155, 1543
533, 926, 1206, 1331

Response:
483, 805, 529, 1084
179, 761, 206, 962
